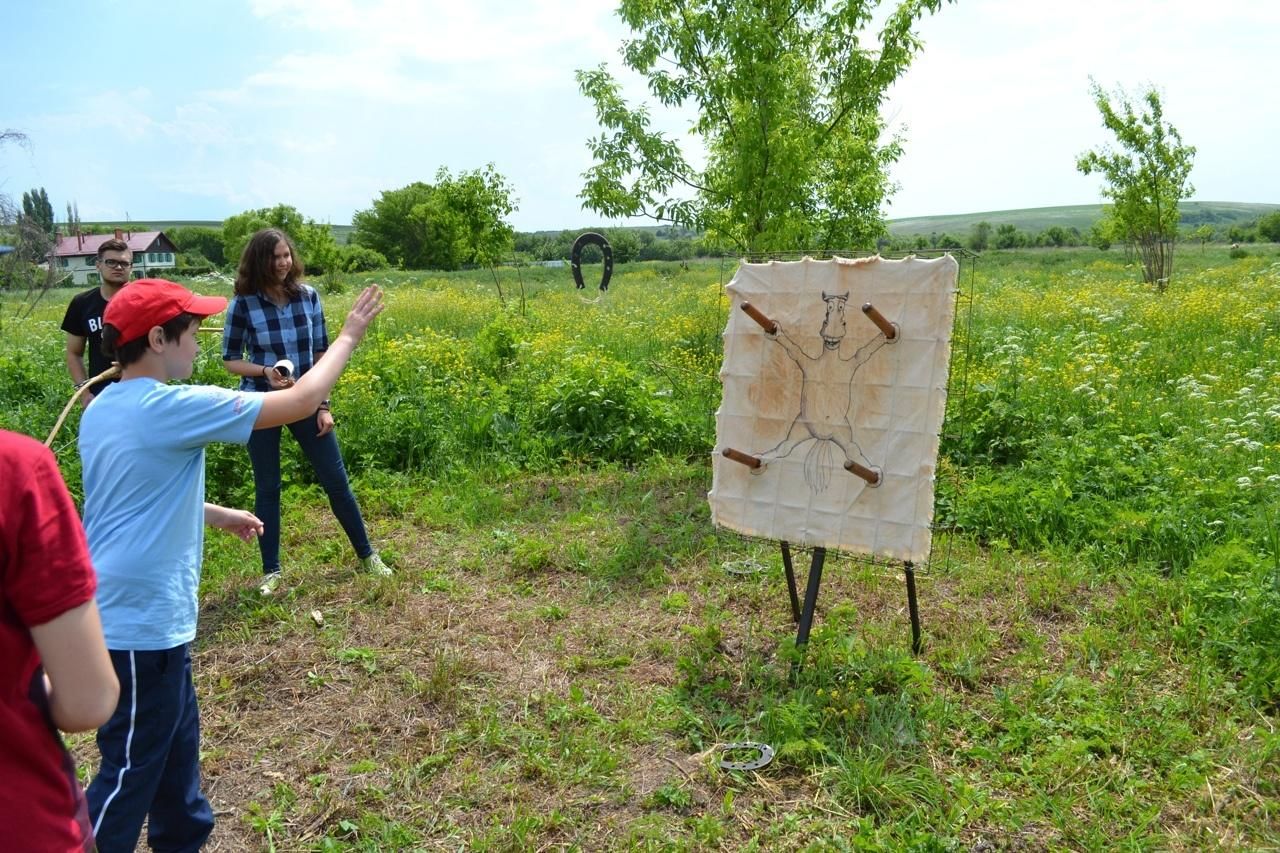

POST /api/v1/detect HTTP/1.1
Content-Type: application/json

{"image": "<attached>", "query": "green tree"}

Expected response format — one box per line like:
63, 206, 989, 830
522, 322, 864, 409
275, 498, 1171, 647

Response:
577, 0, 950, 254
602, 227, 641, 264
16, 188, 55, 262
1192, 223, 1215, 252
992, 224, 1026, 250
352, 165, 517, 270
21, 188, 54, 235
336, 244, 388, 273
1227, 224, 1255, 244
1076, 80, 1196, 291
1, 131, 39, 292
167, 225, 226, 267
967, 220, 992, 252
1088, 217, 1118, 251
223, 204, 338, 273
352, 181, 433, 268
1038, 225, 1069, 248
1257, 211, 1280, 243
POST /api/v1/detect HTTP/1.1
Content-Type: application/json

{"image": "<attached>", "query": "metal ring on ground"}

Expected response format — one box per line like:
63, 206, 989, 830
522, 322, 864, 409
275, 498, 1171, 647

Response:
722, 558, 767, 576
571, 232, 613, 291
717, 741, 775, 771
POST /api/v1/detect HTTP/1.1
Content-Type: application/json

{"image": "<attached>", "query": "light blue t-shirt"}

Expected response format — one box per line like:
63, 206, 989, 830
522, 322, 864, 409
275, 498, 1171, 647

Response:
80, 378, 263, 650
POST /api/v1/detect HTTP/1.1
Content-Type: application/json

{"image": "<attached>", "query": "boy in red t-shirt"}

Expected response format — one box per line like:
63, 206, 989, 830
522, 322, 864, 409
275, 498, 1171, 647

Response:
0, 429, 119, 851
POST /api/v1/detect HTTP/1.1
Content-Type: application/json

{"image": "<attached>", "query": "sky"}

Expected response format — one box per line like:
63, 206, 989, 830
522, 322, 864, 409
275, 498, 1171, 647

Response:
2, 0, 1276, 233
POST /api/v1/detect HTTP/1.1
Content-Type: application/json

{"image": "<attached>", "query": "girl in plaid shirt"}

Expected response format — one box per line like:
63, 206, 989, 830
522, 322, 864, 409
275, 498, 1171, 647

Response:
221, 229, 391, 595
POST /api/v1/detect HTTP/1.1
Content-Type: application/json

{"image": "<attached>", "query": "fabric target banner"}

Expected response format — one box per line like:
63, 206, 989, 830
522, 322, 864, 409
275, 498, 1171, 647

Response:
708, 254, 959, 563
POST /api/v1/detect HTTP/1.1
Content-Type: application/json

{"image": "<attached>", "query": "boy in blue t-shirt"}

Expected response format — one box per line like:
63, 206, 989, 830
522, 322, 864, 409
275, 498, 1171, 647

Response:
79, 278, 383, 852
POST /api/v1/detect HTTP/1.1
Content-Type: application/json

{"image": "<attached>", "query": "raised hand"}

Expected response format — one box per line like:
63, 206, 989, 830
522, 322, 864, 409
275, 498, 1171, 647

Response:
340, 285, 386, 343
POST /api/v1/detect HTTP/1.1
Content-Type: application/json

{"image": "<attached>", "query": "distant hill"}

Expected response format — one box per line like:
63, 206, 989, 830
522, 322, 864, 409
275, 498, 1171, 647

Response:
886, 201, 1279, 238
68, 201, 1277, 244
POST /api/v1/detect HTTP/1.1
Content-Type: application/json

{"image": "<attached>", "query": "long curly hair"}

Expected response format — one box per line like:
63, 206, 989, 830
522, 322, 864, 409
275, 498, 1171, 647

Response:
235, 228, 305, 298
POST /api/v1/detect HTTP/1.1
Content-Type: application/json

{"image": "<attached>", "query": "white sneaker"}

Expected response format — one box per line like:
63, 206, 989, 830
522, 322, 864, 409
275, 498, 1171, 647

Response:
360, 553, 392, 576
258, 572, 281, 596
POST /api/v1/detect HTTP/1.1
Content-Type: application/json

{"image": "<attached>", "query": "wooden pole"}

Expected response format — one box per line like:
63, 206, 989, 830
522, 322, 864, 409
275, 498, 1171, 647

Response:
740, 302, 778, 334
843, 459, 881, 486
722, 447, 763, 469
860, 302, 897, 340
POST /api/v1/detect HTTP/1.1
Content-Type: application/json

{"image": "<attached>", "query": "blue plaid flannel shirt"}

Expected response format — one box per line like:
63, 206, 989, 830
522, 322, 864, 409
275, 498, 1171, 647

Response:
221, 284, 329, 392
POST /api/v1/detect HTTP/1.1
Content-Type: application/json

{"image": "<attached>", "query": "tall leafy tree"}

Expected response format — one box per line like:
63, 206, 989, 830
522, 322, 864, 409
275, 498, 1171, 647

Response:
1, 131, 35, 292
1076, 80, 1195, 291
577, 0, 950, 254
353, 165, 516, 270
967, 221, 992, 252
21, 188, 54, 235
1257, 211, 1280, 243
223, 204, 338, 273
168, 225, 226, 267
352, 182, 433, 268
15, 188, 55, 262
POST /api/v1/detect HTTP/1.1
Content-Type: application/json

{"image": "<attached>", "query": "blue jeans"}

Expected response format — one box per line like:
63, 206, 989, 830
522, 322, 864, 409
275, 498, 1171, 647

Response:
247, 413, 372, 575
87, 646, 213, 853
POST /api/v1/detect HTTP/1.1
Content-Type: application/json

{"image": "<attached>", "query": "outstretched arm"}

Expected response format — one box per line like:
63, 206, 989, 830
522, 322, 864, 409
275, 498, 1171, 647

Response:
254, 286, 384, 429
841, 333, 888, 367
769, 325, 816, 365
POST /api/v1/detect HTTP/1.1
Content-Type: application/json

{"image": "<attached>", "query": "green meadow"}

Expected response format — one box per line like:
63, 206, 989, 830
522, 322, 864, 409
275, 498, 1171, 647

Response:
2, 246, 1278, 849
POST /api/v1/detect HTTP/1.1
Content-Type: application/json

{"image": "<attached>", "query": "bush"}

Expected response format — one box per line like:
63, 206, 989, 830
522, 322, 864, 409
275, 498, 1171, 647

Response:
472, 313, 522, 378
1257, 210, 1280, 243
338, 245, 388, 273
524, 350, 690, 465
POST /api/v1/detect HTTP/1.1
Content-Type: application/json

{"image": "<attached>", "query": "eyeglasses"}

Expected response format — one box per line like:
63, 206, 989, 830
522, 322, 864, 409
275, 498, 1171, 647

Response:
100, 259, 133, 269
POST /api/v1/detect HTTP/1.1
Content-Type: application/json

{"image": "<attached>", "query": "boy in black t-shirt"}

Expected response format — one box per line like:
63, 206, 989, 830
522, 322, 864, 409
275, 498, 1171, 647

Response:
61, 238, 134, 404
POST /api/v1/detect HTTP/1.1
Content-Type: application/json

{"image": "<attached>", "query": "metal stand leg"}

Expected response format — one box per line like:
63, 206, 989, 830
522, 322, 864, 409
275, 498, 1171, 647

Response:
787, 546, 827, 679
795, 547, 826, 650
781, 541, 800, 623
905, 561, 922, 654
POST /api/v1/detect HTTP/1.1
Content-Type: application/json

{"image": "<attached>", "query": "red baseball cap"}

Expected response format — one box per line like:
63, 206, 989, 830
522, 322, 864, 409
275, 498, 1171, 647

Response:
104, 279, 228, 346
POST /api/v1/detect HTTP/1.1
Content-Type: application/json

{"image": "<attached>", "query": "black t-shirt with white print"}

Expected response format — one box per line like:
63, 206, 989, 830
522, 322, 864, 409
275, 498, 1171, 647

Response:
60, 287, 115, 395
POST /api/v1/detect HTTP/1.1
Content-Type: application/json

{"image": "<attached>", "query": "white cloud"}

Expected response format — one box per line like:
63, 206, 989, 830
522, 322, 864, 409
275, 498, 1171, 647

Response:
5, 0, 1274, 230
243, 0, 618, 96
882, 0, 1280, 218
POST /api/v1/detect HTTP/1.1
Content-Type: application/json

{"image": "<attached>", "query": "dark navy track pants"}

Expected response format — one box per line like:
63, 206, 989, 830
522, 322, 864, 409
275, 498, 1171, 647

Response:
86, 645, 213, 853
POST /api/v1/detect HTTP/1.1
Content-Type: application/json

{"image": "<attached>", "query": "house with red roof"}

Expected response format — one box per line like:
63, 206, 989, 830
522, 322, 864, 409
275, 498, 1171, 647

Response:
50, 228, 179, 285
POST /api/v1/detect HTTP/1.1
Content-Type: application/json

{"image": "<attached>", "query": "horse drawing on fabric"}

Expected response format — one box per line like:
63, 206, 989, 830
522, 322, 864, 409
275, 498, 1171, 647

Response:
755, 291, 890, 492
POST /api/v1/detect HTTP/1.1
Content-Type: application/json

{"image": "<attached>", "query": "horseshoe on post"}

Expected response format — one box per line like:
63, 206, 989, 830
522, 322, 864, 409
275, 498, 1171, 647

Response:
571, 232, 613, 292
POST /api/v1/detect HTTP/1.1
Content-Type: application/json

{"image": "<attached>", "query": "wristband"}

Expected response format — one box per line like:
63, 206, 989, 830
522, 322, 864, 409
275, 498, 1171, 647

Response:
262, 364, 269, 378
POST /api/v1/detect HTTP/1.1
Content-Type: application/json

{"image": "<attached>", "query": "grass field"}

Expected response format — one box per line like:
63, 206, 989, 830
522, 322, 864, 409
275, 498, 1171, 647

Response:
2, 246, 1279, 849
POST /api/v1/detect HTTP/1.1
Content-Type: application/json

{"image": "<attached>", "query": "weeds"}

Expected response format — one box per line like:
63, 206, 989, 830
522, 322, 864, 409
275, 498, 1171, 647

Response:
5, 252, 1279, 847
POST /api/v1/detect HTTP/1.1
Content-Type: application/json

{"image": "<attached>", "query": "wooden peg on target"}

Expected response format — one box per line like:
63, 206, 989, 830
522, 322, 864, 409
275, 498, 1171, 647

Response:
722, 447, 763, 470
739, 302, 778, 335
860, 302, 897, 341
843, 460, 882, 486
